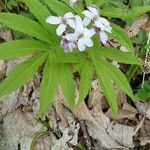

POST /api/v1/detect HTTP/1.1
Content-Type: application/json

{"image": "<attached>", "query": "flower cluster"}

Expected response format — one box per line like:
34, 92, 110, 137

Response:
46, 6, 112, 52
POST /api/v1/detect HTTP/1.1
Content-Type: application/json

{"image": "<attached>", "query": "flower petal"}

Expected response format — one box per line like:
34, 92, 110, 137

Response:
83, 17, 91, 26
78, 39, 86, 52
56, 24, 66, 36
98, 17, 110, 26
46, 16, 61, 24
82, 10, 94, 19
75, 15, 84, 34
68, 42, 77, 51
99, 31, 108, 44
88, 6, 99, 16
82, 37, 93, 47
83, 28, 94, 38
64, 12, 74, 19
65, 33, 78, 42
67, 19, 75, 29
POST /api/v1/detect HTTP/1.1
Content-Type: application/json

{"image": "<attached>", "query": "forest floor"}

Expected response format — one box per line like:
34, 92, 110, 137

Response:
0, 1, 150, 150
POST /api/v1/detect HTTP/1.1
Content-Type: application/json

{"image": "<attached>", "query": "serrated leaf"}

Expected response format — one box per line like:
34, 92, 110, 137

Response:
39, 54, 58, 115
0, 13, 52, 44
135, 81, 150, 100
21, 0, 52, 31
0, 40, 50, 59
99, 58, 134, 99
126, 6, 150, 19
96, 0, 112, 6
78, 60, 93, 104
59, 64, 75, 108
101, 6, 150, 20
111, 23, 135, 54
44, 0, 73, 15
0, 53, 47, 97
95, 47, 142, 65
95, 59, 118, 116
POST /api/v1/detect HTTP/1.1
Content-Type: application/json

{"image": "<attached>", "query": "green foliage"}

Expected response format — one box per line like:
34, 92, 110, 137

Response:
78, 60, 94, 104
101, 6, 150, 20
135, 81, 150, 100
0, 53, 47, 97
0, 0, 146, 116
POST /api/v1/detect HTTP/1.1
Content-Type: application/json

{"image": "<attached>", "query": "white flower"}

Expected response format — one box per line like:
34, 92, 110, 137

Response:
90, 27, 108, 44
60, 38, 77, 52
46, 12, 75, 36
83, 6, 112, 33
65, 16, 94, 52
69, 0, 77, 7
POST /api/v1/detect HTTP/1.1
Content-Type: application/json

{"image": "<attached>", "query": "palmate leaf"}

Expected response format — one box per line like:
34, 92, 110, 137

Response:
59, 64, 75, 108
95, 59, 118, 116
0, 13, 52, 44
39, 54, 58, 115
111, 24, 135, 54
99, 58, 134, 99
78, 60, 94, 104
0, 40, 50, 59
0, 53, 47, 97
44, 0, 73, 15
95, 47, 142, 64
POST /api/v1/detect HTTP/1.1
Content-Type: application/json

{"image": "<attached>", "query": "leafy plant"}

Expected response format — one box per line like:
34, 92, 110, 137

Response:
0, 0, 148, 116
135, 80, 150, 100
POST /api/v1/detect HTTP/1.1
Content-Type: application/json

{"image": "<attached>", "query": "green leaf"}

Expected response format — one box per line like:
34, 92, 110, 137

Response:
44, 0, 73, 15
135, 81, 150, 100
126, 6, 150, 19
78, 60, 93, 104
145, 43, 150, 49
0, 53, 47, 97
99, 59, 134, 98
39, 54, 58, 115
111, 23, 135, 54
21, 0, 52, 31
85, 0, 93, 6
95, 47, 143, 65
0, 40, 50, 59
59, 64, 75, 108
95, 59, 118, 116
96, 0, 112, 6
0, 13, 52, 44
101, 6, 150, 20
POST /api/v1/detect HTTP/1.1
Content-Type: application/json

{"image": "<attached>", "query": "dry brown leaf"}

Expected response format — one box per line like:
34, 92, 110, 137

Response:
125, 14, 149, 38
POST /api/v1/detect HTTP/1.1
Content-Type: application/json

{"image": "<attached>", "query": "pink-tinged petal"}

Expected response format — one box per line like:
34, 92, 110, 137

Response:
83, 17, 91, 26
88, 6, 99, 16
99, 31, 108, 44
68, 42, 77, 51
82, 10, 94, 19
75, 15, 84, 34
89, 28, 96, 37
67, 19, 75, 29
64, 12, 74, 19
65, 33, 78, 42
46, 16, 61, 24
82, 37, 93, 47
56, 24, 66, 36
78, 39, 86, 52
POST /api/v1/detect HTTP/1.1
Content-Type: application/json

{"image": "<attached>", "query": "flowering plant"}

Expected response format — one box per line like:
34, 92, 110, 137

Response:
0, 0, 149, 116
